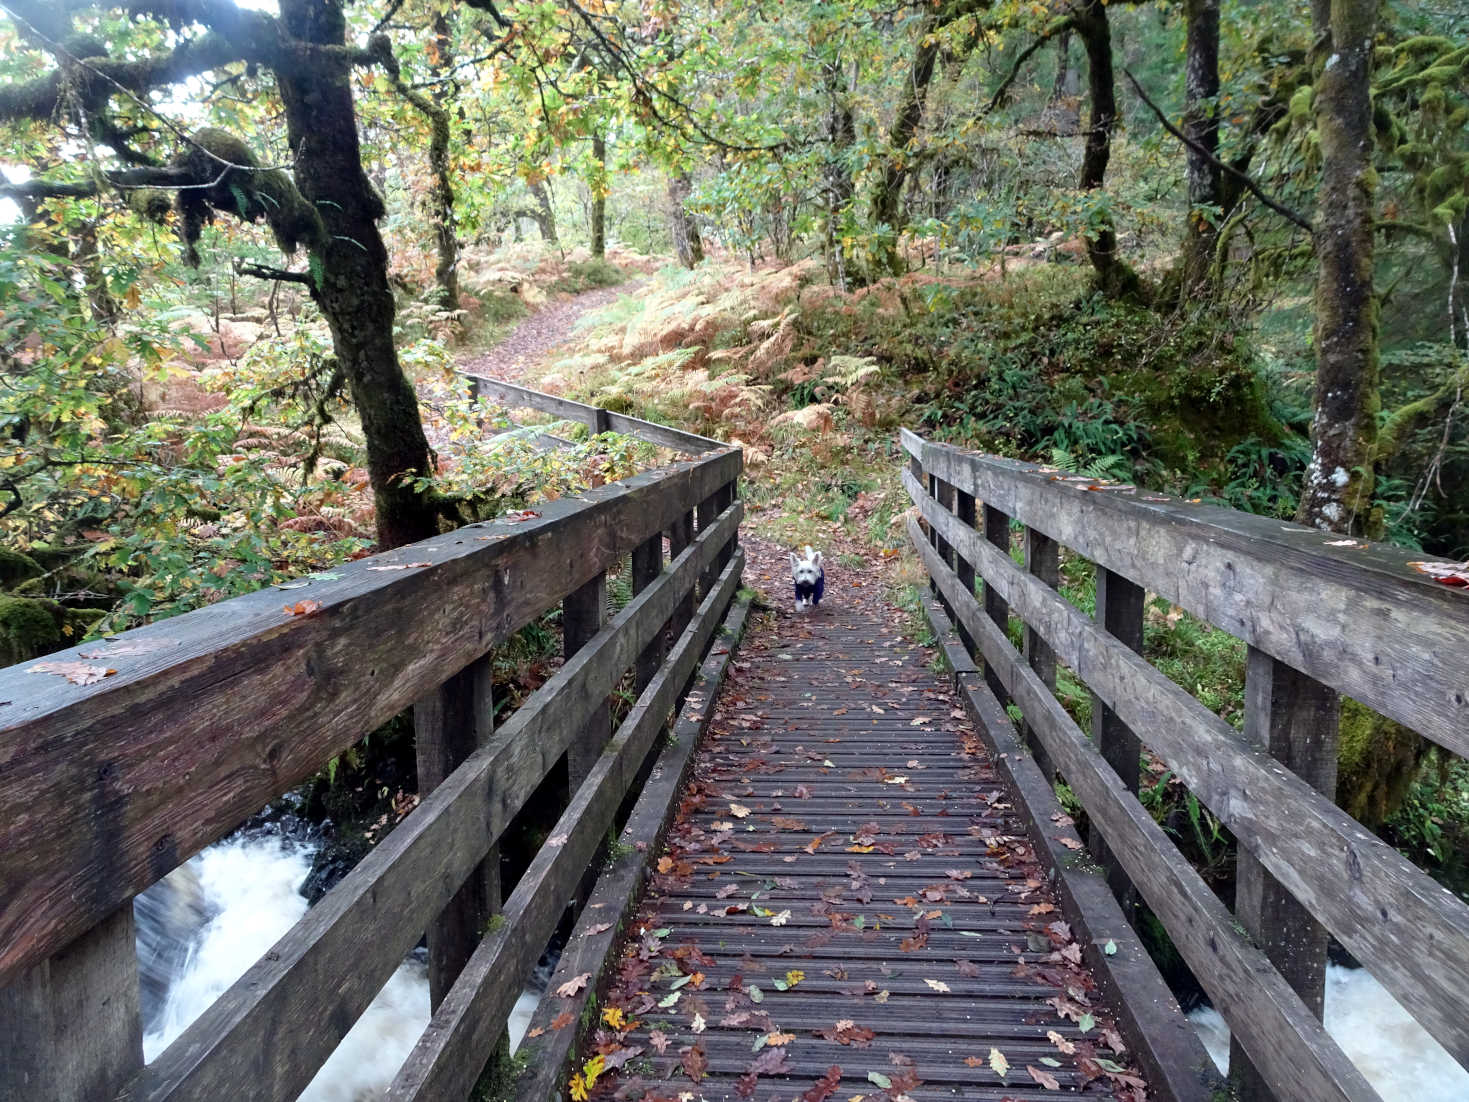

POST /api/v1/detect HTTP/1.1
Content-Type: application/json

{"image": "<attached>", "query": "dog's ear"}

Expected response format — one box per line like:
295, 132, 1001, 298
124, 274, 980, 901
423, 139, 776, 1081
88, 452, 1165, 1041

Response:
789, 552, 799, 570
812, 551, 823, 567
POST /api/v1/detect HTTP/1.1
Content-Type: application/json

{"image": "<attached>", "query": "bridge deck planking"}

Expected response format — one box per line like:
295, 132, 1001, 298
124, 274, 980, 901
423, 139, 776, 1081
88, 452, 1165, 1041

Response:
587, 552, 1147, 1102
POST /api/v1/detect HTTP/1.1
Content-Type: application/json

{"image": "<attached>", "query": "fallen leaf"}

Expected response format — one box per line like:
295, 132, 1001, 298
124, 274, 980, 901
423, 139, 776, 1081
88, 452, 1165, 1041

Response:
584, 922, 613, 936
602, 1006, 626, 1029
1027, 1065, 1060, 1090
750, 1046, 791, 1075
556, 973, 591, 998
867, 1071, 892, 1089
364, 561, 433, 571
801, 1065, 842, 1102
923, 978, 950, 993
282, 600, 322, 616
770, 909, 791, 926
546, 833, 569, 847
649, 1030, 671, 1054
1055, 835, 1083, 850
681, 1043, 707, 1083
989, 1047, 1009, 1080
550, 1010, 575, 1029
1047, 1029, 1076, 1055
1410, 559, 1469, 587
729, 803, 752, 818
502, 509, 540, 522
815, 1020, 875, 1047
28, 661, 117, 685
766, 1031, 796, 1046
691, 1012, 706, 1033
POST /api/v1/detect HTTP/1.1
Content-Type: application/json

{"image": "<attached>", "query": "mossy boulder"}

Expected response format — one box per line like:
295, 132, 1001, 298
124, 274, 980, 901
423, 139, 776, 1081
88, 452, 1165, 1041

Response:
0, 595, 68, 667
1337, 697, 1431, 826
0, 547, 43, 588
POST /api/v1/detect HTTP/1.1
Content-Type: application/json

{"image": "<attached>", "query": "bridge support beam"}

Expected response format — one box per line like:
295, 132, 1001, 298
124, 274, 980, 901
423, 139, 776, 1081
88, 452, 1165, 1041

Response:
1022, 526, 1059, 782
1230, 648, 1339, 1100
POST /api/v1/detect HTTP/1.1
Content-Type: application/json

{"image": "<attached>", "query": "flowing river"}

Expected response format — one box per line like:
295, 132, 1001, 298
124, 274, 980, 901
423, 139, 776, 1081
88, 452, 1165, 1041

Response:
136, 832, 543, 1101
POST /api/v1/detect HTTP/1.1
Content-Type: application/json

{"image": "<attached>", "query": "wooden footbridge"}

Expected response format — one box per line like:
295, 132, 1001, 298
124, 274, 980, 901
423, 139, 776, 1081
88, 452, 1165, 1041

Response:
1, 389, 1466, 1102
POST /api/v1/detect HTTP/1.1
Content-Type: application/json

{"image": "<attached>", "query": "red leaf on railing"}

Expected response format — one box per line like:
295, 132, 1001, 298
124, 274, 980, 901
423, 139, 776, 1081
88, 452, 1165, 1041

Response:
1409, 560, 1469, 588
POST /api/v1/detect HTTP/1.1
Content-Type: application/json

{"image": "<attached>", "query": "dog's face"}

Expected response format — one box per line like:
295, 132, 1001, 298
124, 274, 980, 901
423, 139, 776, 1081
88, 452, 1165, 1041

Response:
790, 549, 823, 588
790, 547, 824, 610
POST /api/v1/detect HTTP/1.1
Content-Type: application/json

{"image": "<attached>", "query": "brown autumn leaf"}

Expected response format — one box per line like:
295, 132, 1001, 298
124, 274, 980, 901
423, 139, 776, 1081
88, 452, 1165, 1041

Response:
1055, 835, 1083, 850
681, 1043, 708, 1083
282, 599, 323, 616
814, 1020, 875, 1047
801, 1065, 842, 1102
648, 1030, 671, 1054
771, 815, 806, 830
1028, 1065, 1061, 1090
556, 972, 592, 998
954, 959, 980, 978
502, 509, 541, 522
583, 922, 613, 936
28, 661, 117, 685
550, 1010, 575, 1030
750, 1046, 791, 1075
963, 1056, 985, 1067
1047, 1029, 1077, 1055
526, 1026, 546, 1039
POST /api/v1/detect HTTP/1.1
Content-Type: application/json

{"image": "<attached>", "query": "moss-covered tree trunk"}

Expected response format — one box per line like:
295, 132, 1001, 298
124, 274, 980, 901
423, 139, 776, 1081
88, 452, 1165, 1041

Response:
868, 11, 942, 278
528, 179, 559, 246
1296, 0, 1378, 534
1178, 0, 1221, 300
278, 0, 438, 549
590, 133, 607, 259
667, 173, 703, 269
1074, 0, 1141, 300
427, 13, 459, 309
821, 58, 856, 290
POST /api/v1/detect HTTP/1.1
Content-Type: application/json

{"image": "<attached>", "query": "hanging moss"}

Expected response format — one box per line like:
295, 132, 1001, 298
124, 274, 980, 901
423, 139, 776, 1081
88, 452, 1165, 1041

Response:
0, 548, 42, 588
1336, 697, 1431, 826
172, 128, 327, 268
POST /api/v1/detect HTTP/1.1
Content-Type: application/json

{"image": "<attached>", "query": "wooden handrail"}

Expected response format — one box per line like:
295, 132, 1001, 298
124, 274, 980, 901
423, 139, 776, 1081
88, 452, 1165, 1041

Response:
901, 428, 1468, 758
2, 407, 744, 1102
0, 448, 738, 983
901, 428, 1469, 1100
465, 375, 722, 455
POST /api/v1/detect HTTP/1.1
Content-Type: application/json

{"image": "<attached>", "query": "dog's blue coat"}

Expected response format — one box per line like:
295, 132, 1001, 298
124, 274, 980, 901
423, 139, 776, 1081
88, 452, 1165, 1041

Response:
794, 570, 824, 607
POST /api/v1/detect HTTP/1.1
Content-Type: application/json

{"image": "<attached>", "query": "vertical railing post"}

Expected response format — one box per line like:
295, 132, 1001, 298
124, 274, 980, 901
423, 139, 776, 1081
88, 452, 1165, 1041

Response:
1230, 647, 1339, 1102
632, 533, 664, 694
1090, 566, 1144, 916
414, 657, 498, 1008
931, 476, 956, 619
563, 570, 611, 787
1022, 527, 1060, 781
0, 906, 142, 1099
953, 486, 977, 654
981, 503, 1011, 704
668, 509, 695, 641
695, 491, 720, 598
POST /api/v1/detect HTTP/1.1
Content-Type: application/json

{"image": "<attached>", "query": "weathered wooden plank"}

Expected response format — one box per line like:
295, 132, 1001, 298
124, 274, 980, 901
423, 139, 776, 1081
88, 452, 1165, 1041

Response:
0, 904, 141, 1100
954, 487, 978, 653
905, 480, 1469, 1067
513, 585, 753, 1101
668, 510, 695, 645
1231, 648, 1340, 1102
413, 657, 498, 1009
916, 438, 1469, 757
462, 375, 603, 429
564, 571, 611, 788
918, 596, 1223, 1102
119, 505, 741, 1102
0, 449, 739, 984
982, 502, 1011, 705
908, 515, 1377, 1102
1090, 566, 1144, 916
386, 554, 746, 1101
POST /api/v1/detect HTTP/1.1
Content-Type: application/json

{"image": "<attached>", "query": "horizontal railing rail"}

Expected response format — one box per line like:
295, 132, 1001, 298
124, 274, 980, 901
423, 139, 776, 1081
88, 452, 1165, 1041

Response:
900, 428, 1469, 1102
465, 374, 722, 455
1, 411, 743, 1100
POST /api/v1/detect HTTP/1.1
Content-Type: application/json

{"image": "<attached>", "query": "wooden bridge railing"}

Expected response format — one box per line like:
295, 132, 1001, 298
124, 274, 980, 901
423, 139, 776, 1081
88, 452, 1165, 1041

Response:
900, 428, 1469, 1102
0, 403, 743, 1101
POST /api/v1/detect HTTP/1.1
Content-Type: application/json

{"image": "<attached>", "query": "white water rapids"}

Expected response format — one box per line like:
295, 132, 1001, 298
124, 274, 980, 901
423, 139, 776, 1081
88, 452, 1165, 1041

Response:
135, 834, 542, 1101
1187, 965, 1469, 1100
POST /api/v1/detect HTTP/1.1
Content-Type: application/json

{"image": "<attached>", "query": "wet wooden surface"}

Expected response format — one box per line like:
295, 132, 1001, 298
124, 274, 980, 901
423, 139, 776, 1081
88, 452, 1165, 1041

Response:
589, 547, 1147, 1101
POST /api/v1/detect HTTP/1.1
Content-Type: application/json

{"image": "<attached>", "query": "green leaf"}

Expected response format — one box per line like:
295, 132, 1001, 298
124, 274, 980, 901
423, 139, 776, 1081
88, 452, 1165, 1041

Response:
1103, 939, 1117, 956
748, 984, 763, 1004
1040, 1057, 1061, 1067
1078, 1012, 1095, 1033
657, 991, 680, 1008
867, 1072, 892, 1089
669, 974, 692, 990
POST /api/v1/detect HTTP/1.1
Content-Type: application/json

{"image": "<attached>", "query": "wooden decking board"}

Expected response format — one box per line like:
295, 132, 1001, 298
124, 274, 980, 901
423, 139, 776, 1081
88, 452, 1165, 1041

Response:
587, 572, 1148, 1102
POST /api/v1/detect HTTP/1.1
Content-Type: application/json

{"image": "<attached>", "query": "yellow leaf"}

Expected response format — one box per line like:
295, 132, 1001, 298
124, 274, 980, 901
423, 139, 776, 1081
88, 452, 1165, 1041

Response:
784, 969, 804, 988
989, 1047, 1009, 1079
569, 1073, 588, 1102
583, 1054, 606, 1089
602, 1006, 625, 1030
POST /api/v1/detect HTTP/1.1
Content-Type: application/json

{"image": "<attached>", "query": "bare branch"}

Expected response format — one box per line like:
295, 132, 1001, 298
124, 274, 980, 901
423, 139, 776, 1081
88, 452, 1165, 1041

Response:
234, 260, 315, 286
1123, 68, 1313, 233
